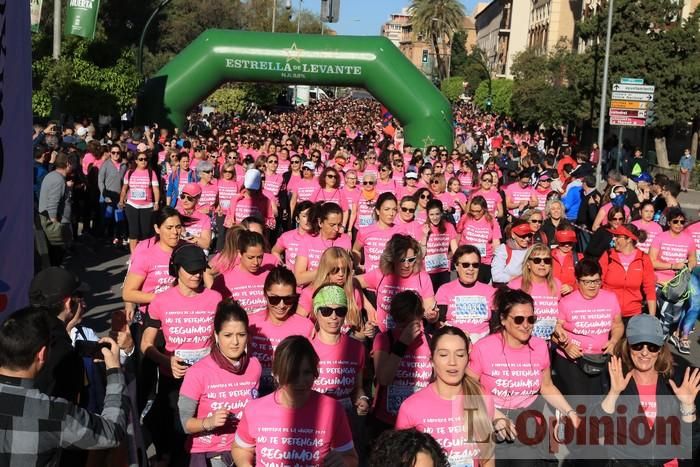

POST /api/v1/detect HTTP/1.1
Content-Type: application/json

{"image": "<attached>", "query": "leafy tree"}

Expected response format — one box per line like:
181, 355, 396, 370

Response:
440, 76, 465, 103
474, 79, 512, 116
453, 46, 490, 96
409, 0, 465, 82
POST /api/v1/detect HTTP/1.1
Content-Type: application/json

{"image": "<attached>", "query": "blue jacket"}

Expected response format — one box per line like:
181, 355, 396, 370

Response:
561, 180, 583, 220
166, 169, 196, 207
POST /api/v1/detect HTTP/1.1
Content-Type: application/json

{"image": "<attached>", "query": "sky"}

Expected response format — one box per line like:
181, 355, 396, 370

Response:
300, 0, 481, 36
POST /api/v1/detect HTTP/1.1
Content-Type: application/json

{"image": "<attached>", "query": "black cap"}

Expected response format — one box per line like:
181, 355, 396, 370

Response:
29, 267, 89, 307
171, 244, 207, 276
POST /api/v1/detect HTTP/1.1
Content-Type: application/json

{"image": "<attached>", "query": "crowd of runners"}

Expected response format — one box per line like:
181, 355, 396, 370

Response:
8, 98, 700, 466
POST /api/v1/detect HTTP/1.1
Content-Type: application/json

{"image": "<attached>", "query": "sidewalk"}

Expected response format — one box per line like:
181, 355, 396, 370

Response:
678, 190, 700, 220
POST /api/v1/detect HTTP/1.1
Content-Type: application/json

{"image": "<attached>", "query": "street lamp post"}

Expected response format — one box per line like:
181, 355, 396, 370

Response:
596, 0, 614, 187
138, 0, 173, 77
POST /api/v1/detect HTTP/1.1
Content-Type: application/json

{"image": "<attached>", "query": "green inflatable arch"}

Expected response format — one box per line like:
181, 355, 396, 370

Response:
135, 29, 453, 150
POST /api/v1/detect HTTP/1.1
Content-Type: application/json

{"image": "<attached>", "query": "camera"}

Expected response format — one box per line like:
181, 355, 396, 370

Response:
75, 340, 111, 359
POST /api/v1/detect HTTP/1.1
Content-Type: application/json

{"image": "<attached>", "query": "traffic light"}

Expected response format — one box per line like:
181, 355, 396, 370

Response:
422, 49, 429, 63
485, 97, 493, 111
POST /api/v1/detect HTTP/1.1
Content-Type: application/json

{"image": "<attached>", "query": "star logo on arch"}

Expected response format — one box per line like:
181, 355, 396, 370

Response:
422, 135, 435, 148
285, 43, 303, 63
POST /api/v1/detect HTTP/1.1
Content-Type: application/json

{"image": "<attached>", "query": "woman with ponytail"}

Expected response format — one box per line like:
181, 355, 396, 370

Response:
396, 326, 495, 467
178, 299, 262, 466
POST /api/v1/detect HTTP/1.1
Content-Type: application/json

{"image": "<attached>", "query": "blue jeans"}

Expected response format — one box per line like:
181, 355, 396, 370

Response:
657, 284, 688, 337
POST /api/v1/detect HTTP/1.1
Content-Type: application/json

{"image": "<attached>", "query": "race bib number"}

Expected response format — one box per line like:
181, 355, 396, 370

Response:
425, 253, 449, 271
448, 453, 474, 467
359, 215, 374, 227
474, 243, 487, 256
387, 384, 419, 415
385, 314, 397, 330
533, 318, 556, 339
453, 296, 489, 322
220, 200, 231, 210
130, 188, 147, 201
174, 347, 210, 366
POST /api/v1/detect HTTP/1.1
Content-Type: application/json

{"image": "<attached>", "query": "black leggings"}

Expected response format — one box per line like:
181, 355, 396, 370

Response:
125, 205, 154, 240
551, 351, 607, 396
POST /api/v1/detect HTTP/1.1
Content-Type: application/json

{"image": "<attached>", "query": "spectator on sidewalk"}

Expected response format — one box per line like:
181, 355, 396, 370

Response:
38, 152, 74, 266
679, 148, 694, 192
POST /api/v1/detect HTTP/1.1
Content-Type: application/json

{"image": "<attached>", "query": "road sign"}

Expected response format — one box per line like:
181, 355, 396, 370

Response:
620, 77, 644, 85
611, 100, 650, 110
612, 83, 655, 94
611, 91, 654, 101
609, 108, 648, 118
610, 116, 646, 127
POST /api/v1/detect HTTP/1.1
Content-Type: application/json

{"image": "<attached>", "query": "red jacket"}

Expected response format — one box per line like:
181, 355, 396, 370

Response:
552, 249, 581, 289
600, 249, 656, 317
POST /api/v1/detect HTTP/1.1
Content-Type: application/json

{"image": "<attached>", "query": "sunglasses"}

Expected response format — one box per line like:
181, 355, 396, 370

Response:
330, 266, 349, 275
420, 194, 431, 199
611, 216, 624, 221
671, 219, 686, 225
201, 170, 212, 174
400, 256, 417, 264
430, 180, 440, 185
529, 219, 543, 224
179, 194, 197, 202
267, 159, 278, 164
529, 257, 552, 265
223, 170, 234, 174
317, 306, 348, 318
266, 294, 298, 306
517, 233, 534, 240
401, 207, 416, 213
110, 150, 121, 154
137, 157, 148, 162
459, 262, 480, 269
327, 174, 337, 179
291, 160, 301, 164
363, 181, 375, 186
481, 178, 492, 183
469, 210, 483, 216
510, 315, 537, 325
559, 242, 575, 248
630, 342, 661, 353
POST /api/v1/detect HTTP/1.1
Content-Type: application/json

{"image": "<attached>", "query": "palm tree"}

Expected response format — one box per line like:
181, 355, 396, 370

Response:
409, 0, 466, 82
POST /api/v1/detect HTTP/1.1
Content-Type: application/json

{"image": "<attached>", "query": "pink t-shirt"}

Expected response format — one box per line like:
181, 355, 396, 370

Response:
682, 221, 700, 263
226, 194, 274, 227
509, 277, 561, 340
218, 266, 269, 314
274, 229, 307, 270
311, 187, 349, 210
424, 223, 457, 274
376, 179, 398, 195
248, 313, 314, 387
147, 287, 222, 362
458, 171, 474, 192
372, 331, 432, 424
632, 220, 663, 254
342, 187, 360, 214
124, 169, 158, 207
197, 181, 219, 212
179, 209, 211, 240
263, 172, 284, 197
355, 194, 378, 229
82, 152, 96, 175
356, 223, 404, 273
504, 183, 535, 214
468, 332, 550, 409
650, 231, 696, 282
295, 178, 319, 202
311, 335, 366, 410
128, 241, 174, 295
459, 217, 501, 264
435, 279, 494, 342
234, 391, 354, 466
438, 191, 467, 221
362, 269, 434, 332
217, 179, 240, 211
396, 383, 495, 467
469, 189, 501, 216
296, 234, 352, 272
179, 355, 262, 453
534, 188, 551, 212
557, 289, 621, 356
618, 251, 637, 271
275, 159, 290, 175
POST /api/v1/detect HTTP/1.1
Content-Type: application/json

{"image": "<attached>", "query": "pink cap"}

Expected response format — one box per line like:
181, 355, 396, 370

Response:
182, 183, 202, 197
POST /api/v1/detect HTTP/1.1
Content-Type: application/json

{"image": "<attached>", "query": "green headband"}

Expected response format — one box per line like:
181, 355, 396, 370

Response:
313, 285, 347, 312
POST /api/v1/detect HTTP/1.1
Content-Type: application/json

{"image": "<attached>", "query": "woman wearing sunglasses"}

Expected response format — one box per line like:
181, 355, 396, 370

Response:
357, 234, 436, 332
491, 221, 534, 286
541, 199, 568, 247
438, 176, 468, 223
247, 266, 314, 395
177, 183, 212, 251
649, 207, 696, 351
311, 167, 350, 228
554, 259, 624, 396
353, 192, 404, 275
551, 228, 582, 295
376, 162, 398, 195
414, 188, 433, 225
195, 161, 218, 215
600, 315, 699, 465
436, 245, 495, 342
310, 285, 370, 423
468, 288, 579, 467
341, 169, 360, 230
421, 199, 458, 291
119, 146, 161, 254
469, 173, 504, 218
353, 173, 380, 230
522, 209, 547, 244
396, 326, 495, 467
371, 291, 434, 436
592, 184, 632, 232
282, 154, 303, 196
585, 206, 628, 260
601, 224, 656, 324
400, 171, 420, 199
508, 244, 561, 341
214, 162, 240, 252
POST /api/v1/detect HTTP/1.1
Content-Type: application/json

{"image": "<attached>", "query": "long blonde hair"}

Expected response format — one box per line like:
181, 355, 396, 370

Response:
521, 243, 557, 296
213, 225, 244, 273
310, 247, 362, 329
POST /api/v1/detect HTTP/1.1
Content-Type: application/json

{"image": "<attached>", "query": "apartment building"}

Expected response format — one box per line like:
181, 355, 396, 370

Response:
528, 0, 580, 53
474, 0, 530, 78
